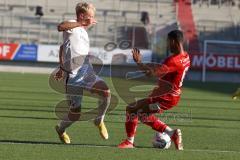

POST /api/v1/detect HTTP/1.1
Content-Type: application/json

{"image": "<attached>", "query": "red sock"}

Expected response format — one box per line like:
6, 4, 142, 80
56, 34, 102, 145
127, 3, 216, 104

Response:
125, 112, 138, 138
140, 114, 167, 133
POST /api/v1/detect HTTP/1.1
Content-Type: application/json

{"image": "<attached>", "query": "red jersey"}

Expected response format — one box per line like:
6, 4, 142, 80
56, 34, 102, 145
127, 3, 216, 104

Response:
148, 52, 190, 110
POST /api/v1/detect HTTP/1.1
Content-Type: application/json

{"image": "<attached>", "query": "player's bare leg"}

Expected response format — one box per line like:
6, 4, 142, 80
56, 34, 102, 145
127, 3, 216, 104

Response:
118, 99, 147, 148
90, 81, 111, 140
54, 45, 74, 144
138, 102, 183, 150
139, 104, 183, 150
118, 99, 183, 150
55, 107, 81, 144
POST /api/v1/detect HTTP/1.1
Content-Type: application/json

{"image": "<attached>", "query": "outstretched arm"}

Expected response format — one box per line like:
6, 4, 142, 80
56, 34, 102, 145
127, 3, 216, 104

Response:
57, 21, 81, 32
132, 48, 157, 76
132, 48, 171, 77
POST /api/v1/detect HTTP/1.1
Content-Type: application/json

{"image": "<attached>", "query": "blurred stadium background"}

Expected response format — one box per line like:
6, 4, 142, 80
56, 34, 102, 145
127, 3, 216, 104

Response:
0, 0, 239, 82
0, 1, 240, 159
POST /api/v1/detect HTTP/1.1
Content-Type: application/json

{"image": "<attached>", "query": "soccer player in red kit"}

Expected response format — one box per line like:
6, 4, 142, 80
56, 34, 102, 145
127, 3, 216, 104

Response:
118, 30, 190, 150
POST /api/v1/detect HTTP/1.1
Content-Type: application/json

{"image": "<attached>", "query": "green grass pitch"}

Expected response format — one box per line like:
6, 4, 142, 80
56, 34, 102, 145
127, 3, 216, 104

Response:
0, 72, 239, 160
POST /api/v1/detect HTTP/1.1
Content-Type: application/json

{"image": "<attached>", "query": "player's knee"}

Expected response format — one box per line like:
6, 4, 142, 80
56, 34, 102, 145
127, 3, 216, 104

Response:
126, 105, 137, 114
99, 82, 110, 97
126, 105, 131, 113
97, 89, 110, 97
103, 89, 111, 97
126, 106, 131, 114
92, 81, 110, 97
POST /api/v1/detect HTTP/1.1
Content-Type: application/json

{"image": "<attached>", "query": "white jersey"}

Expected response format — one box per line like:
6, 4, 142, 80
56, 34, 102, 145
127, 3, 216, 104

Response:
62, 20, 90, 75
61, 20, 104, 108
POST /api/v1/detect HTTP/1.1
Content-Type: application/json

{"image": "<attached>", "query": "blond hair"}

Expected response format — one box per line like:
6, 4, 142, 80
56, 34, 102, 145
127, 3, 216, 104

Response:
75, 2, 96, 15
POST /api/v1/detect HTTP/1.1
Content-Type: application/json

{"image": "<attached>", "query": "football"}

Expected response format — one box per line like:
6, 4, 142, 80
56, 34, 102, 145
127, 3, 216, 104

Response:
152, 132, 171, 149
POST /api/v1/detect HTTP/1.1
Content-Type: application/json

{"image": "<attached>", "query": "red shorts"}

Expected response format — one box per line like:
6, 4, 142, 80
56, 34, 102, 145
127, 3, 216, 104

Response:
147, 87, 180, 113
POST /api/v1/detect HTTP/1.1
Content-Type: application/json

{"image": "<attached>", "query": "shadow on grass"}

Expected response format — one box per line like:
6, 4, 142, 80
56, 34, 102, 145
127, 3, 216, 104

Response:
0, 139, 156, 149
0, 114, 240, 122
0, 115, 240, 131
0, 139, 118, 148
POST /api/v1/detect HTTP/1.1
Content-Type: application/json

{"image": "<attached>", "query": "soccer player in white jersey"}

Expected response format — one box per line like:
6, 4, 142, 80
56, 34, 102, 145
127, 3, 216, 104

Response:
54, 2, 110, 144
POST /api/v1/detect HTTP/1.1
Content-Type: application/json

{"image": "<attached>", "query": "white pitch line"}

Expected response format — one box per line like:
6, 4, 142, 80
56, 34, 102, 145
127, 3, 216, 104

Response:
1, 142, 240, 154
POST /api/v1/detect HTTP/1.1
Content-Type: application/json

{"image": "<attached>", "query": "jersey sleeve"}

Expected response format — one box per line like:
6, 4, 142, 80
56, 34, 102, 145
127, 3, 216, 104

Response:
155, 57, 177, 77
64, 19, 77, 34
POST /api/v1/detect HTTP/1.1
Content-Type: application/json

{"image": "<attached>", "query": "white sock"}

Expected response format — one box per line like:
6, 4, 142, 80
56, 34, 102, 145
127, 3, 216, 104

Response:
164, 126, 174, 137
127, 137, 134, 144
